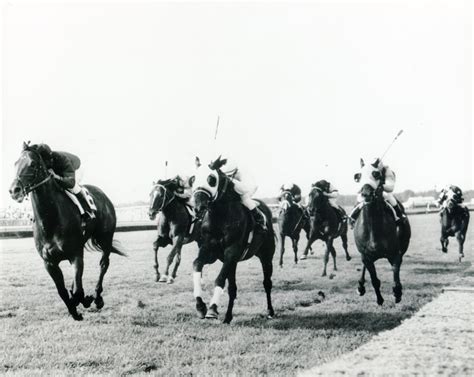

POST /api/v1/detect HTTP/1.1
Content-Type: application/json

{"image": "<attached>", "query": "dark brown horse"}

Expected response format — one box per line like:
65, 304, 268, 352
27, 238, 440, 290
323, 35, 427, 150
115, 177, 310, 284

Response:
302, 184, 351, 276
277, 190, 311, 267
354, 184, 411, 305
440, 199, 470, 262
191, 157, 275, 324
148, 179, 200, 283
9, 143, 126, 320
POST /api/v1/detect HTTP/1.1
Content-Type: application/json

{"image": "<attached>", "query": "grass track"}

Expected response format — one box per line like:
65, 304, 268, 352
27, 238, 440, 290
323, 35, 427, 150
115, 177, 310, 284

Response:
0, 213, 471, 376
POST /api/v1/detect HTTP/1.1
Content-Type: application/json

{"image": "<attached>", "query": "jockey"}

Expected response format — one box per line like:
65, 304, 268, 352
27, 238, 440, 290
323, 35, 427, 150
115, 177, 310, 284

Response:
313, 179, 344, 216
212, 156, 267, 231
349, 158, 406, 225
278, 183, 303, 205
437, 185, 465, 210
171, 175, 193, 201
34, 144, 95, 219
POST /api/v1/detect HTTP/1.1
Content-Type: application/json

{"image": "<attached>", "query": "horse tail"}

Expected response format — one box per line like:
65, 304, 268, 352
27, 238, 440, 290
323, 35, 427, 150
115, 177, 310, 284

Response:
86, 237, 128, 257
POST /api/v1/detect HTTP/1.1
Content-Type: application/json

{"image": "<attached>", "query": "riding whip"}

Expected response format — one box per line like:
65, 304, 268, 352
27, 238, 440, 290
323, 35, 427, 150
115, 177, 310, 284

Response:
380, 129, 404, 162
214, 115, 220, 141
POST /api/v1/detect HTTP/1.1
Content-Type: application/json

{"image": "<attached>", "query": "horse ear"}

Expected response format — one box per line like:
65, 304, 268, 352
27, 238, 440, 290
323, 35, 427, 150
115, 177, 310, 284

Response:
195, 156, 201, 168
371, 158, 380, 168
152, 181, 156, 185
23, 141, 29, 150
354, 173, 361, 183
360, 158, 365, 168
189, 175, 195, 187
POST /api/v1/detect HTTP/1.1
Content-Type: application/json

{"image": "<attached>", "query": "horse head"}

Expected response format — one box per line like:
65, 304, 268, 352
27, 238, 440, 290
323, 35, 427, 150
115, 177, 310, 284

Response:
280, 190, 294, 212
10, 142, 50, 203
192, 160, 230, 218
307, 184, 327, 215
359, 183, 384, 205
148, 179, 177, 220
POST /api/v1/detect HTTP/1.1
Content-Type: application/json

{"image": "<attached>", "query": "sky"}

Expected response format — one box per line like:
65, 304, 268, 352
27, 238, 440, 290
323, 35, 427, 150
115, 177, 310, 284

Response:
1, 0, 472, 208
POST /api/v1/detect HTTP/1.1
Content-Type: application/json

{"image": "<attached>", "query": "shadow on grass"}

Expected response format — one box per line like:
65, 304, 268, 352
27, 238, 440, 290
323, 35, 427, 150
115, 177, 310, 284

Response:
236, 310, 408, 333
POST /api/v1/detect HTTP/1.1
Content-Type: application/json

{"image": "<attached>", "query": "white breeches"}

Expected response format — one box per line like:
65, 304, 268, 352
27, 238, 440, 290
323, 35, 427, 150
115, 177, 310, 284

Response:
328, 198, 338, 208
67, 168, 83, 195
232, 170, 258, 210
383, 192, 397, 206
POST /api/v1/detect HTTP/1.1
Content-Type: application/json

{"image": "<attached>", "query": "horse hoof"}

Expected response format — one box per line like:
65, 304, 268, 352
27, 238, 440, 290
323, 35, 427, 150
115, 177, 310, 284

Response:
346, 256, 352, 261
95, 296, 104, 310
300, 255, 307, 260
377, 298, 384, 306
83, 295, 94, 308
395, 296, 402, 303
158, 276, 168, 283
196, 298, 207, 319
167, 277, 174, 284
223, 316, 233, 324
321, 272, 327, 277
267, 309, 275, 319
155, 275, 160, 282
358, 287, 366, 296
205, 304, 219, 319
72, 312, 83, 321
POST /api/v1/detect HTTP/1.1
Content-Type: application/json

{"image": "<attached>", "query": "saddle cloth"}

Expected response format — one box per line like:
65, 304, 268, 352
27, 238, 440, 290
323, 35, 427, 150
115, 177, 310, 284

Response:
64, 187, 97, 216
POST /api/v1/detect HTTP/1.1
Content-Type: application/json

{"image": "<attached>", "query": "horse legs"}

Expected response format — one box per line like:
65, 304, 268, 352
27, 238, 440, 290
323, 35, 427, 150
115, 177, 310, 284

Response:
322, 239, 334, 277
365, 261, 384, 305
170, 236, 185, 282
301, 237, 315, 260
94, 250, 110, 309
279, 233, 285, 268
358, 266, 366, 296
192, 249, 218, 319
292, 236, 299, 264
223, 263, 238, 324
160, 236, 184, 283
206, 258, 235, 320
440, 232, 448, 253
153, 240, 161, 282
456, 231, 465, 262
389, 255, 403, 303
341, 231, 351, 261
259, 253, 275, 319
70, 255, 94, 308
44, 261, 82, 320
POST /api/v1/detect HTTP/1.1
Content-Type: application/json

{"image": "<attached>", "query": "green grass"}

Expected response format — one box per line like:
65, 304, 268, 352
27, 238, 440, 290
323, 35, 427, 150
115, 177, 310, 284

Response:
0, 213, 471, 376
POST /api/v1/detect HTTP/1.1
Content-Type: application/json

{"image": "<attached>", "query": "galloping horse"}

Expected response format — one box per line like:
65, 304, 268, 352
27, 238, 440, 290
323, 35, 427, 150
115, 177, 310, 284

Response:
148, 179, 200, 283
439, 196, 469, 262
278, 190, 311, 267
9, 143, 126, 320
191, 157, 275, 324
354, 164, 411, 304
302, 183, 351, 276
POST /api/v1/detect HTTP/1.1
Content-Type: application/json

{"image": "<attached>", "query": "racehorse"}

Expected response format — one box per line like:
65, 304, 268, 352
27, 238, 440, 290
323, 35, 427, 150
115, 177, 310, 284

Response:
440, 196, 470, 262
191, 157, 275, 324
9, 142, 126, 320
277, 190, 311, 267
302, 184, 351, 276
354, 183, 411, 305
148, 179, 200, 283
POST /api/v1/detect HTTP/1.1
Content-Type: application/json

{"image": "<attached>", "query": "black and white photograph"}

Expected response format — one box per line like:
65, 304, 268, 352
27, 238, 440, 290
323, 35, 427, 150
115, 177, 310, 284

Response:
0, 0, 472, 375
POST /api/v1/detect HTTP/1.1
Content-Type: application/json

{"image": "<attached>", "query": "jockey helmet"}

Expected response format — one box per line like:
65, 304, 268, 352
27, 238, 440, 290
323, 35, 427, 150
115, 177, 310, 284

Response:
35, 144, 53, 166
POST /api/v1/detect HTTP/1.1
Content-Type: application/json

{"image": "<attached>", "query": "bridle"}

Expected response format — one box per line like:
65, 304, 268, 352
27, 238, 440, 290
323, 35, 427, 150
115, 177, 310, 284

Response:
193, 169, 230, 204
15, 150, 52, 196
151, 183, 175, 212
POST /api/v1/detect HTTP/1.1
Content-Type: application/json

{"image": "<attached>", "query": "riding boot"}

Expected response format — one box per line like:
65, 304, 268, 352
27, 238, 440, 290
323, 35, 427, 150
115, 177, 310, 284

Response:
76, 190, 96, 220
250, 208, 267, 232
393, 203, 406, 224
